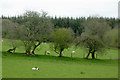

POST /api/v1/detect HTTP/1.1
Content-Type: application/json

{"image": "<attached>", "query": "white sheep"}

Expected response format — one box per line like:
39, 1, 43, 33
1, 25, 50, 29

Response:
32, 67, 39, 70
47, 51, 50, 54
71, 51, 75, 57
72, 51, 75, 54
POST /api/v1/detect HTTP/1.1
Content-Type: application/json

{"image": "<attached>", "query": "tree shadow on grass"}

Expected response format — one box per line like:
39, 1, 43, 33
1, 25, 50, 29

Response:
2, 51, 118, 65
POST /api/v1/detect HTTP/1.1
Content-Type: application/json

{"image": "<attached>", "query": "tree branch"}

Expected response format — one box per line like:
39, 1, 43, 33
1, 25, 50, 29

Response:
54, 46, 59, 54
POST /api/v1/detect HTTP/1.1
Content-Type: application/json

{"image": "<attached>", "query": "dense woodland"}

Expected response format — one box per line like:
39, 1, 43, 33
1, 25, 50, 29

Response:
1, 15, 120, 35
1, 11, 120, 59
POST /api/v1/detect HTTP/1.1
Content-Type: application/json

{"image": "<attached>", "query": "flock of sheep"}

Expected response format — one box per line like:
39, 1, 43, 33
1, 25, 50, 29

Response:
46, 50, 75, 57
1, 39, 76, 57
32, 51, 75, 71
1, 39, 76, 71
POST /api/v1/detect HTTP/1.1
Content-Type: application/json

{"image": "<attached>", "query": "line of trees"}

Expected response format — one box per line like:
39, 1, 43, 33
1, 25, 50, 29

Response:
2, 14, 119, 36
2, 11, 120, 59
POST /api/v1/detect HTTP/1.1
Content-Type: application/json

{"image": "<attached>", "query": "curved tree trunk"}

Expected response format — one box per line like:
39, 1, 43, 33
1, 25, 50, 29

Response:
31, 42, 41, 54
85, 48, 92, 59
7, 47, 16, 53
85, 52, 90, 59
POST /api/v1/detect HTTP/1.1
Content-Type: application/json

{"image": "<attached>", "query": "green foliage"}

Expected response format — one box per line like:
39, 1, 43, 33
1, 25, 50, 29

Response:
84, 18, 111, 40
17, 11, 53, 54
2, 19, 19, 39
2, 15, 119, 36
104, 28, 119, 48
81, 33, 105, 52
52, 28, 74, 56
2, 38, 119, 59
2, 11, 119, 56
51, 17, 85, 35
2, 19, 21, 51
7, 39, 24, 49
75, 18, 111, 59
82, 18, 110, 47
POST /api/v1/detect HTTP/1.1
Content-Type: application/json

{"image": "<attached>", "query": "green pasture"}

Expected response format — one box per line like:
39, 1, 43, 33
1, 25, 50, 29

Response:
2, 39, 118, 78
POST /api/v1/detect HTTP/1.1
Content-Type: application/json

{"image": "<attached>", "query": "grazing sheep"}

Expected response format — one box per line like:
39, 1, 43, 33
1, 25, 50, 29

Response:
32, 67, 39, 70
72, 51, 75, 54
71, 51, 75, 57
47, 51, 50, 54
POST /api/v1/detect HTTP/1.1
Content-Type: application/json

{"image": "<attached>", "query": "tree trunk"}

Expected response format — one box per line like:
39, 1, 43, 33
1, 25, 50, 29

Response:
59, 49, 64, 57
7, 47, 16, 53
45, 50, 46, 55
59, 51, 62, 57
54, 46, 59, 54
31, 42, 41, 54
85, 52, 90, 59
85, 48, 92, 59
91, 50, 95, 59
26, 50, 30, 55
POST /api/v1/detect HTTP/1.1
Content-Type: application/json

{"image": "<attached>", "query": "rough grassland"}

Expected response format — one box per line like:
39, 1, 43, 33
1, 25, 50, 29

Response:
2, 39, 118, 78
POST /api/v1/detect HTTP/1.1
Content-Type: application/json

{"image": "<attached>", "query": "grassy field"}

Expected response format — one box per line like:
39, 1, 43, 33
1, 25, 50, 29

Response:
2, 39, 118, 78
